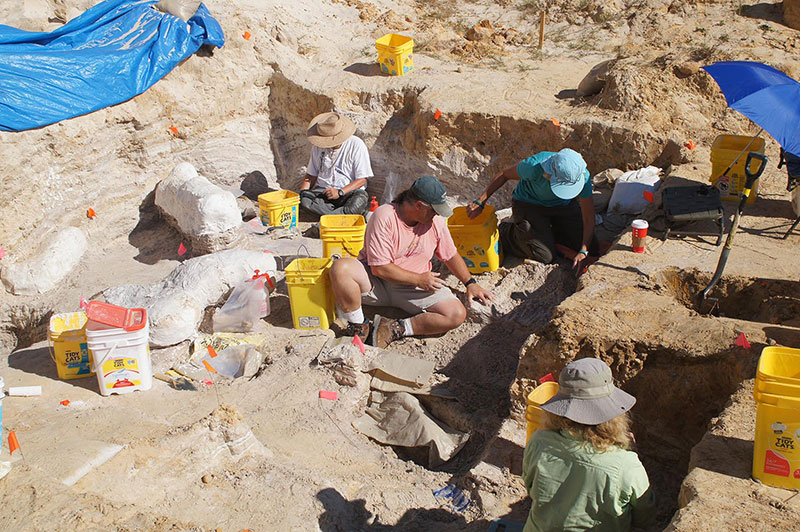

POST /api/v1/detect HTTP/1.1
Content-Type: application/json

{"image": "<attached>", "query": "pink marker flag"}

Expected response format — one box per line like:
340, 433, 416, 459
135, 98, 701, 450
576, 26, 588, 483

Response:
0, 247, 5, 260
643, 190, 654, 203
734, 333, 751, 349
351, 334, 366, 355
178, 242, 187, 256
319, 390, 338, 401
79, 297, 88, 310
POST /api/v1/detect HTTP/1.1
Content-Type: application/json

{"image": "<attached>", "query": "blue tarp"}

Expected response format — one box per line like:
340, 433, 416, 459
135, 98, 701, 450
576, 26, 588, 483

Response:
0, 0, 224, 132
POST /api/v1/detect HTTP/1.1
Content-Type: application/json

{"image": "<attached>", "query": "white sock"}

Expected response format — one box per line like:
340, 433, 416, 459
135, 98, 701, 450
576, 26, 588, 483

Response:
341, 307, 365, 324
402, 318, 414, 336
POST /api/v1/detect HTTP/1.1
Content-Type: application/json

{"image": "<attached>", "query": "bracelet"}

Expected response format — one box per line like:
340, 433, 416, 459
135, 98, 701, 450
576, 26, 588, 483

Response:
578, 249, 589, 256
472, 199, 485, 208
464, 278, 477, 287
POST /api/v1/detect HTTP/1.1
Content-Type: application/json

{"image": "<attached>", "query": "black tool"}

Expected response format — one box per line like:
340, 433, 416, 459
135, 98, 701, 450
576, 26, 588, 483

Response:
698, 151, 768, 310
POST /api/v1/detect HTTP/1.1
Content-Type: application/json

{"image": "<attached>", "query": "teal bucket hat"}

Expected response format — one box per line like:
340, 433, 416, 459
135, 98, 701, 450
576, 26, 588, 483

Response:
540, 148, 588, 200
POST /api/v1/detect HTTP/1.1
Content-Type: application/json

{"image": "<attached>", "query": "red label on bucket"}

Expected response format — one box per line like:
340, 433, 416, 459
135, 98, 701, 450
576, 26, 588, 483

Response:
765, 450, 791, 477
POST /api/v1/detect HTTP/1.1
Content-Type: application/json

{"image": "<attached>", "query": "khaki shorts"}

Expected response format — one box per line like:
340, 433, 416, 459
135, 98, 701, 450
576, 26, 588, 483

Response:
359, 262, 457, 315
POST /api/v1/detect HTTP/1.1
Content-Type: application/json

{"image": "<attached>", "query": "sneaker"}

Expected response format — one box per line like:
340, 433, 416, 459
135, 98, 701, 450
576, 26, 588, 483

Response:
344, 320, 370, 345
371, 314, 405, 349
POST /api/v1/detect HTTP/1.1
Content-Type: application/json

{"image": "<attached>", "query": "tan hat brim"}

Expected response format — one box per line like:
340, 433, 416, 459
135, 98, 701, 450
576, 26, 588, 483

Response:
307, 113, 356, 148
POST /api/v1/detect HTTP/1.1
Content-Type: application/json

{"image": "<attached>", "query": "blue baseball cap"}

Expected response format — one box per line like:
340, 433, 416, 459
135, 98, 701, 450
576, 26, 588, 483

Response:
540, 148, 588, 200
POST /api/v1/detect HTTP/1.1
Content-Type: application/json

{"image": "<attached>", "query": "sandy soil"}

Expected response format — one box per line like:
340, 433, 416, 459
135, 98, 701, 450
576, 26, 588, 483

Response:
1, 1, 799, 531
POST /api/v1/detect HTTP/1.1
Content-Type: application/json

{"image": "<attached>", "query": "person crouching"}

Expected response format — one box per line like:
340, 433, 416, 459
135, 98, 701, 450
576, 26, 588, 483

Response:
523, 358, 656, 531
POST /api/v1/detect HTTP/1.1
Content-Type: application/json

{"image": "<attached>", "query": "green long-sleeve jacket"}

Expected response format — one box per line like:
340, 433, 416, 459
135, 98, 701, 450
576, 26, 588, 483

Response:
522, 429, 657, 531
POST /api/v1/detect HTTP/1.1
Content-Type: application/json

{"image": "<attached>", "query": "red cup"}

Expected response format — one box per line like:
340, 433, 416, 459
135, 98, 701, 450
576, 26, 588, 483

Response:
632, 219, 648, 253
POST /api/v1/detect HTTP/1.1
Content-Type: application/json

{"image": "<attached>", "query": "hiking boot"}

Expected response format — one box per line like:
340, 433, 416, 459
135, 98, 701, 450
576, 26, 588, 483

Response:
514, 218, 532, 238
344, 320, 370, 345
371, 314, 405, 349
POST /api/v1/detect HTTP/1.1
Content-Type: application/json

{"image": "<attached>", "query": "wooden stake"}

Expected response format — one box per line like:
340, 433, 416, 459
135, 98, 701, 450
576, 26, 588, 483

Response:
538, 10, 546, 50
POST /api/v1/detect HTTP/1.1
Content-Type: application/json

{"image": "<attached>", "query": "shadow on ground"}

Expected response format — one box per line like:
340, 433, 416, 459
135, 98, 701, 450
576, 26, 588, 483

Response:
317, 487, 528, 531
8, 344, 100, 392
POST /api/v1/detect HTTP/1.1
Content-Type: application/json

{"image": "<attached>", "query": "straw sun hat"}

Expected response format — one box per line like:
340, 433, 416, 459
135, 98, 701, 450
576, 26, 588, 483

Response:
306, 112, 356, 148
540, 358, 636, 425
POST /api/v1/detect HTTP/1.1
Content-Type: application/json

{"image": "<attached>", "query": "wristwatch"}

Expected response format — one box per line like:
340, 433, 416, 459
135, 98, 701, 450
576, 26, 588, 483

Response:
464, 277, 477, 287
337, 189, 344, 198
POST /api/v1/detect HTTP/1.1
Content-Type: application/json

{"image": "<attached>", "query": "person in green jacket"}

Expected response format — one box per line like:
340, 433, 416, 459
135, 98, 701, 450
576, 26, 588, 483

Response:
522, 358, 656, 531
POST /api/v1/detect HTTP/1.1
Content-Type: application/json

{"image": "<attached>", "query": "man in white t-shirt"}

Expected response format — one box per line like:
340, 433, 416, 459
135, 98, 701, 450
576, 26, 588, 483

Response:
299, 112, 373, 217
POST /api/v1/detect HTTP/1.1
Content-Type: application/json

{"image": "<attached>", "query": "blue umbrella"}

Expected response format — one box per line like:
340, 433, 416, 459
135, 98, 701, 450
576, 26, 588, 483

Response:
702, 61, 800, 157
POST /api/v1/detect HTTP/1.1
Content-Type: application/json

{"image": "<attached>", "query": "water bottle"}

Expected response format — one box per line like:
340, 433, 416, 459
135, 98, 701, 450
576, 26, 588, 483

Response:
365, 196, 379, 223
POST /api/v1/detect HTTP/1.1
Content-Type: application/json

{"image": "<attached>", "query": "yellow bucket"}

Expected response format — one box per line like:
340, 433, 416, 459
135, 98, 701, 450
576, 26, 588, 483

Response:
710, 134, 766, 204
753, 346, 800, 489
375, 33, 414, 76
525, 381, 559, 443
320, 215, 366, 259
285, 258, 335, 330
258, 190, 300, 228
48, 312, 95, 380
447, 205, 503, 274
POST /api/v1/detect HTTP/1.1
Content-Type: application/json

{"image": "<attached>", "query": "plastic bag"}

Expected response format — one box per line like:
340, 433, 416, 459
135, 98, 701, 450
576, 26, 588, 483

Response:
607, 166, 662, 215
212, 275, 271, 333
198, 344, 255, 379
155, 0, 202, 22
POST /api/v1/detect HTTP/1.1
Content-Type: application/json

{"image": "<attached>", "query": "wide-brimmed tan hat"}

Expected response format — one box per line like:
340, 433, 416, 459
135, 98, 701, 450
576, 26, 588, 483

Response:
540, 358, 635, 425
306, 112, 356, 148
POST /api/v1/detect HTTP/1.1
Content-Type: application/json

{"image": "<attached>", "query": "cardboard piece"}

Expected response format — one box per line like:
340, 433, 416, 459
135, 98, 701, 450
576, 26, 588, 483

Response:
353, 391, 468, 467
365, 351, 435, 387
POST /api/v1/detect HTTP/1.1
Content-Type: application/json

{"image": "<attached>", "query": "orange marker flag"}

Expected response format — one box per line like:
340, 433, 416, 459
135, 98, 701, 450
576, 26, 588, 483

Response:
243, 31, 251, 40
8, 431, 20, 455
684, 140, 696, 150
734, 332, 751, 349
169, 126, 179, 136
351, 334, 366, 355
550, 118, 561, 127
87, 207, 96, 219
178, 242, 187, 256
433, 109, 442, 121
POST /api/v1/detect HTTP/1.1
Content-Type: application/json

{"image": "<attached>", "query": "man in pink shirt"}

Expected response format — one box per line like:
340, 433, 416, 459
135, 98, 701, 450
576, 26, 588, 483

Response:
329, 176, 494, 348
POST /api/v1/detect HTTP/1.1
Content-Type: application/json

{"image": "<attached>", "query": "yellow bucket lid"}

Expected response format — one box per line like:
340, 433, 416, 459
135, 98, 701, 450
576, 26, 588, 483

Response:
49, 311, 88, 336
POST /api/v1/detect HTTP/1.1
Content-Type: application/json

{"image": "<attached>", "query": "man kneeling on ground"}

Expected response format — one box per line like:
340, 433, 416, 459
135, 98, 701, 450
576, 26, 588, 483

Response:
299, 112, 373, 217
329, 175, 494, 348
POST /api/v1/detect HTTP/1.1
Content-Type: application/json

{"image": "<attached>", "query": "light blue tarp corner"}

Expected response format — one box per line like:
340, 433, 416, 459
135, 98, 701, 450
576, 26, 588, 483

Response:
0, 0, 225, 132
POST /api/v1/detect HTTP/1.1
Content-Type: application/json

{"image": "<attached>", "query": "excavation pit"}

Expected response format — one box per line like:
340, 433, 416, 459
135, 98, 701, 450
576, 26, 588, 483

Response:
662, 268, 800, 327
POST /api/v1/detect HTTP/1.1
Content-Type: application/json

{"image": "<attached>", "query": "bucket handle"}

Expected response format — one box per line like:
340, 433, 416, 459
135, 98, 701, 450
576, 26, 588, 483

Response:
339, 240, 362, 258
47, 336, 56, 364
92, 342, 119, 373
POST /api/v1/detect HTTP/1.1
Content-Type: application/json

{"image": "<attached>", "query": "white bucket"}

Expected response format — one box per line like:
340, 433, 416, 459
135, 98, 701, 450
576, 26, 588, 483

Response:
86, 319, 152, 396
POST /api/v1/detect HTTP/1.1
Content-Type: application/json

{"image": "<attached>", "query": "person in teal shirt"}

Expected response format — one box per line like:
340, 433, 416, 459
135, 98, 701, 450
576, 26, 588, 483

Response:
522, 358, 656, 531
467, 149, 599, 268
